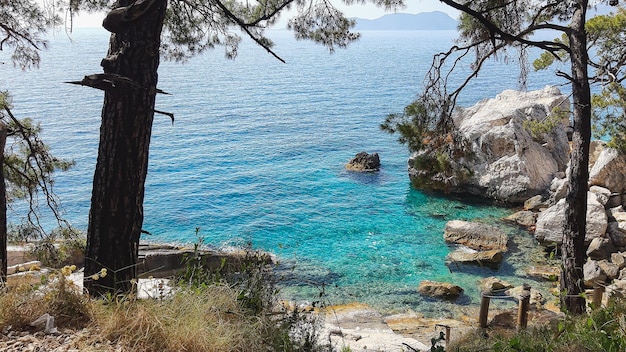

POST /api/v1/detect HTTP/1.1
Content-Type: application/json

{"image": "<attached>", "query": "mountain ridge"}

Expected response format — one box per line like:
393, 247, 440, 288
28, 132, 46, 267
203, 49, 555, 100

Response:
353, 11, 458, 30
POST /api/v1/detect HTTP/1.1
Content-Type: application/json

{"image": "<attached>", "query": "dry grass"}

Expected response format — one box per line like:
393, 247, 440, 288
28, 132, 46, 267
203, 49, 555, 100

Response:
0, 271, 90, 330
1, 269, 325, 352
92, 285, 266, 352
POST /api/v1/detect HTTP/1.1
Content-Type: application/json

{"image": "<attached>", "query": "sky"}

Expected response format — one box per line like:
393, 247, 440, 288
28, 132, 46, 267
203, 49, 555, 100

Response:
70, 0, 459, 28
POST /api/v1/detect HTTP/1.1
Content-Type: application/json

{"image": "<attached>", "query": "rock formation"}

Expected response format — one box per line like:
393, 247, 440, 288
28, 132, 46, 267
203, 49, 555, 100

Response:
408, 86, 570, 203
346, 151, 381, 172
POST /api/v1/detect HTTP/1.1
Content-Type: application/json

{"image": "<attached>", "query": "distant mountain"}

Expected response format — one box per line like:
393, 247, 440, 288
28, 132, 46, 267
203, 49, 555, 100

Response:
353, 11, 458, 31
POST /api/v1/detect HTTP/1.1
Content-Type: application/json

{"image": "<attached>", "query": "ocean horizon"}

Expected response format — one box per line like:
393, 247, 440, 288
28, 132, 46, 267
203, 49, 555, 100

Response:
1, 28, 562, 313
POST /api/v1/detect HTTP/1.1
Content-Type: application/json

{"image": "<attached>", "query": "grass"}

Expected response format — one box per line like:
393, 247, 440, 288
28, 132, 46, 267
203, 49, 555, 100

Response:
0, 251, 330, 352
447, 299, 626, 352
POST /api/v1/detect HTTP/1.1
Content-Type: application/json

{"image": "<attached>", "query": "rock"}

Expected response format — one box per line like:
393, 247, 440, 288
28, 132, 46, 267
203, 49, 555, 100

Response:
525, 265, 560, 281
589, 148, 626, 194
589, 185, 611, 206
345, 151, 380, 172
443, 220, 508, 251
598, 260, 620, 280
608, 205, 626, 224
524, 195, 545, 211
607, 222, 626, 248
611, 252, 626, 269
549, 173, 568, 204
418, 280, 464, 300
535, 194, 608, 245
446, 248, 504, 265
29, 314, 59, 335
607, 193, 623, 208
584, 259, 608, 287
504, 210, 537, 227
606, 279, 626, 298
534, 199, 566, 245
505, 286, 545, 307
589, 140, 606, 168
408, 87, 570, 203
479, 277, 513, 293
586, 237, 616, 261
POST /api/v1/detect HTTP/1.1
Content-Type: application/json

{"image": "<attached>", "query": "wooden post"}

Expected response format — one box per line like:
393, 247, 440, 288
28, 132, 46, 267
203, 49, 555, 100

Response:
436, 324, 451, 346
479, 291, 490, 328
517, 284, 531, 330
592, 283, 605, 310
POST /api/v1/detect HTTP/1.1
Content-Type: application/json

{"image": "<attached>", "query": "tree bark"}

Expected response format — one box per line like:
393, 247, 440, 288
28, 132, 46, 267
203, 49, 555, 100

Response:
0, 122, 7, 285
560, 0, 591, 315
84, 0, 168, 296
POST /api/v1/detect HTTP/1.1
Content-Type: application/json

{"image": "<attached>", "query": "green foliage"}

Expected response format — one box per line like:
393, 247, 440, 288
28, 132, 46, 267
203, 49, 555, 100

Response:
0, 91, 74, 235
523, 106, 569, 140
592, 82, 626, 152
532, 34, 568, 71
0, 0, 60, 69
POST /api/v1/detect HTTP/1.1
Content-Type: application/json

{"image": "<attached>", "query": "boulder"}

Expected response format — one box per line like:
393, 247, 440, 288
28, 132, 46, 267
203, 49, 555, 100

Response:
444, 220, 508, 251
586, 237, 616, 261
606, 279, 626, 298
535, 194, 608, 245
611, 252, 626, 269
408, 87, 570, 203
589, 186, 611, 206
346, 151, 380, 172
589, 148, 626, 194
548, 173, 568, 204
504, 210, 537, 227
505, 286, 545, 307
584, 259, 608, 287
479, 277, 513, 293
607, 222, 626, 248
446, 248, 504, 266
598, 260, 620, 280
524, 195, 545, 211
418, 280, 463, 300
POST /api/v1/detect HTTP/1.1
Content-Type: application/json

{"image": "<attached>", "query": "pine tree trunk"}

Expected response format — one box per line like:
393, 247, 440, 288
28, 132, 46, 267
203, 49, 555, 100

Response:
0, 122, 7, 285
560, 0, 591, 315
84, 0, 168, 296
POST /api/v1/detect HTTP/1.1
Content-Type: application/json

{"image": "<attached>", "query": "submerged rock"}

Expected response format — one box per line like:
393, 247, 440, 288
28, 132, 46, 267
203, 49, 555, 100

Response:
446, 248, 504, 266
346, 151, 380, 172
444, 220, 508, 251
479, 277, 513, 293
418, 280, 464, 300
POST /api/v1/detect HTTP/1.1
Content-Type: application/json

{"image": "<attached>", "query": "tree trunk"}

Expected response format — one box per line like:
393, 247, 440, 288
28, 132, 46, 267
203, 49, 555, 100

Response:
560, 0, 591, 315
84, 0, 168, 296
0, 122, 7, 285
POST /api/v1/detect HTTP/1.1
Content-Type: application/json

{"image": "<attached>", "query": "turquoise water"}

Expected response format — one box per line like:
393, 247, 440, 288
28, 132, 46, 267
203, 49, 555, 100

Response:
0, 28, 561, 313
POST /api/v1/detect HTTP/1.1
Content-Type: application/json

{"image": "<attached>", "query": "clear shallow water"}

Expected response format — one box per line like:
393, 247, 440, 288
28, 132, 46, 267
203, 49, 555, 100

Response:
1, 28, 562, 314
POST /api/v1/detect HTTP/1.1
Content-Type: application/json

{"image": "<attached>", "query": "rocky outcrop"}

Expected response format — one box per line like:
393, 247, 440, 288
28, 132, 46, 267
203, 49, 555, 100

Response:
418, 280, 464, 300
444, 220, 508, 251
346, 151, 380, 172
408, 86, 570, 203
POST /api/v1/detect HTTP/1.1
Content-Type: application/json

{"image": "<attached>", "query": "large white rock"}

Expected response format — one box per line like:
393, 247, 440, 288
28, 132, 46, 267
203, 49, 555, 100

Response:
589, 148, 626, 194
456, 87, 570, 203
535, 193, 608, 245
408, 86, 570, 203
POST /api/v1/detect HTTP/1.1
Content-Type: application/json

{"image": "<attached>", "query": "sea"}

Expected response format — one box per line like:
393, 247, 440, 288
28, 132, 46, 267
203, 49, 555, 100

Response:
1, 28, 564, 315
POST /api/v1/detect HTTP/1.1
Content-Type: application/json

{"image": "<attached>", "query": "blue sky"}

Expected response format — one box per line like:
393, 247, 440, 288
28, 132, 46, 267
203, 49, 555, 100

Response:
71, 0, 458, 27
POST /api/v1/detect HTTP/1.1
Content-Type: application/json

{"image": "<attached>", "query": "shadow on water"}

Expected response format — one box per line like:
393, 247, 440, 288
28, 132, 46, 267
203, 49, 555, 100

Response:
339, 168, 389, 185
